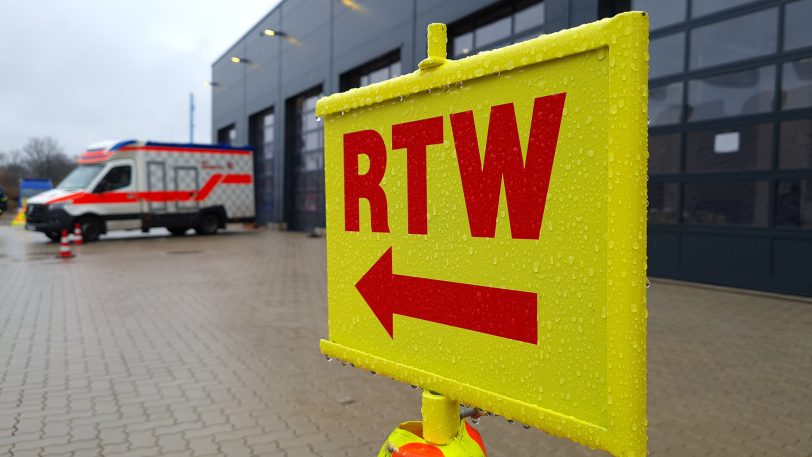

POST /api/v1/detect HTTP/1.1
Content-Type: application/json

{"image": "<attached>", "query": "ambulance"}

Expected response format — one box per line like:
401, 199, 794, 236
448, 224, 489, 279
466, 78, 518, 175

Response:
25, 140, 255, 242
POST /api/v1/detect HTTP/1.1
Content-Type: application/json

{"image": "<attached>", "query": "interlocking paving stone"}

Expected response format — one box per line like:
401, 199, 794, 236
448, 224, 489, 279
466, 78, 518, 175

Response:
0, 226, 811, 456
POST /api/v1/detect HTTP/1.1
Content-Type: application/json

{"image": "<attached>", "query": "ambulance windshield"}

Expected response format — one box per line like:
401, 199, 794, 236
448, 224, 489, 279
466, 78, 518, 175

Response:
57, 165, 104, 190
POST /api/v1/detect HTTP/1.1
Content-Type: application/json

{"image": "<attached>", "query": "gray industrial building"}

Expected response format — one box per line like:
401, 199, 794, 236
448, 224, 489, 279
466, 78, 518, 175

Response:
211, 0, 812, 297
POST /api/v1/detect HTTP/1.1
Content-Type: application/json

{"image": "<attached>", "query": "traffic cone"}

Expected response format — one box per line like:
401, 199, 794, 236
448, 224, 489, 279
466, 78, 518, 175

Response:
378, 420, 486, 457
58, 229, 74, 259
11, 206, 26, 226
72, 223, 83, 245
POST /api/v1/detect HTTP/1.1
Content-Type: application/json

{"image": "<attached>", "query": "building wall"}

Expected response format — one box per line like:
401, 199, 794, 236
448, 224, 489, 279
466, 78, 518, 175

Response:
640, 0, 812, 296
212, 0, 812, 296
211, 0, 592, 227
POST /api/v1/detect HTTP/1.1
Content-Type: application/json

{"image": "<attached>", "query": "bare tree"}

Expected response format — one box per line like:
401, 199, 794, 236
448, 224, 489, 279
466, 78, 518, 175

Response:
19, 137, 74, 184
0, 149, 28, 207
0, 138, 75, 207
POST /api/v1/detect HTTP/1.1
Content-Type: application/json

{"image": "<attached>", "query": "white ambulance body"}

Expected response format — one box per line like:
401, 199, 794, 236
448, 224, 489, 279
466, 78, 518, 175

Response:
25, 139, 255, 241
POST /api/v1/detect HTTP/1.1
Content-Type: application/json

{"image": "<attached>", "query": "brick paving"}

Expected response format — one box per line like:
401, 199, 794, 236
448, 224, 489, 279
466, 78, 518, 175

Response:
0, 224, 810, 456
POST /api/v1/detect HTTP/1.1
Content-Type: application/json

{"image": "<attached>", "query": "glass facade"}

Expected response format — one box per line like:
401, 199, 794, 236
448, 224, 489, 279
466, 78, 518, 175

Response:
249, 108, 275, 221
779, 119, 812, 169
781, 58, 812, 110
286, 88, 325, 231
340, 50, 401, 91
649, 82, 683, 125
217, 124, 236, 145
687, 65, 775, 121
689, 8, 778, 70
451, 0, 545, 58
632, 0, 686, 30
649, 33, 684, 79
784, 0, 812, 51
643, 0, 812, 236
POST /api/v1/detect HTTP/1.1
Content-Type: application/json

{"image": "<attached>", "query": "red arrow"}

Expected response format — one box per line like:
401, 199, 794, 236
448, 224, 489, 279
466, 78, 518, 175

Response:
355, 248, 538, 344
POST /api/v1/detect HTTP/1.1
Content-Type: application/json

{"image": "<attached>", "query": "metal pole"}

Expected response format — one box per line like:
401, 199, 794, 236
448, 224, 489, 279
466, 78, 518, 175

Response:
421, 390, 458, 445
189, 92, 195, 143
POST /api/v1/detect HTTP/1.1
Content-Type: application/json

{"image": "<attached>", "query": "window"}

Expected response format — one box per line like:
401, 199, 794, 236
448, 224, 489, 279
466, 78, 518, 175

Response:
781, 58, 812, 110
217, 124, 236, 145
599, 0, 633, 20
476, 17, 511, 49
685, 124, 772, 172
450, 1, 544, 58
453, 33, 474, 58
631, 0, 686, 30
649, 33, 685, 79
513, 1, 545, 35
691, 0, 758, 17
779, 119, 812, 169
649, 133, 681, 174
297, 92, 324, 172
775, 180, 812, 228
784, 0, 812, 51
94, 166, 131, 193
249, 107, 275, 217
340, 50, 401, 91
263, 112, 274, 160
648, 182, 679, 224
683, 180, 769, 226
58, 165, 104, 189
689, 8, 777, 70
650, 82, 683, 126
286, 86, 325, 229
687, 65, 775, 121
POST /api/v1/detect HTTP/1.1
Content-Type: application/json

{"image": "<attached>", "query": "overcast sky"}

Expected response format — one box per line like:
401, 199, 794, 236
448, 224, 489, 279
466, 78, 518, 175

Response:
0, 1, 278, 157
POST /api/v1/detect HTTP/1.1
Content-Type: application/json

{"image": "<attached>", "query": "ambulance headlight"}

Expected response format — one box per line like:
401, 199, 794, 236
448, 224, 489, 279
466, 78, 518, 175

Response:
49, 201, 70, 209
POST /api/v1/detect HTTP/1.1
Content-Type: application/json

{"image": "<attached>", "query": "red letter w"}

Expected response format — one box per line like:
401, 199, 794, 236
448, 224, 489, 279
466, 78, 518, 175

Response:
450, 93, 566, 239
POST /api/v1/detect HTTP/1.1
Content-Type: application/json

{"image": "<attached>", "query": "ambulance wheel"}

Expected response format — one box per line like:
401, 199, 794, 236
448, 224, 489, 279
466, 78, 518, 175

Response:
78, 216, 102, 242
45, 232, 61, 242
195, 213, 219, 235
169, 227, 189, 236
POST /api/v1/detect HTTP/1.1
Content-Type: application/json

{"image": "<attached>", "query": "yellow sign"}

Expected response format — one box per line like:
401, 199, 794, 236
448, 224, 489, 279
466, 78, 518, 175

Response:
318, 12, 648, 457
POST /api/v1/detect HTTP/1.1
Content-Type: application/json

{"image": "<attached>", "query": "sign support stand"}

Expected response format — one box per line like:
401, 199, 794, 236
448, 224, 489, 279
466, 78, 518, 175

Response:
377, 390, 488, 457
421, 391, 459, 445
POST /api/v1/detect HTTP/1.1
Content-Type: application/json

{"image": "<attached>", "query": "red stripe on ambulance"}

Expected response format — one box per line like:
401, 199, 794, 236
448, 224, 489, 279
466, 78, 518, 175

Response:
46, 173, 252, 205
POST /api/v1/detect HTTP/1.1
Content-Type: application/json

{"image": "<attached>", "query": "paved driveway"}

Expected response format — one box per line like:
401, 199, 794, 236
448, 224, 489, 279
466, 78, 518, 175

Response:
0, 226, 810, 456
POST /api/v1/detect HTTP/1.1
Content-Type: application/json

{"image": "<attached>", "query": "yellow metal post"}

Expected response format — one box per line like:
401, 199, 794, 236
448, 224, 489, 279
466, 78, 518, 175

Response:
421, 391, 459, 445
418, 23, 447, 70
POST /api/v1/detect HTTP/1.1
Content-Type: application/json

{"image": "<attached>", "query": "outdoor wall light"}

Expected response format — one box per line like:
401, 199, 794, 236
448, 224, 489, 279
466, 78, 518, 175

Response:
203, 80, 221, 87
260, 29, 301, 46
261, 29, 289, 37
340, 0, 366, 12
230, 56, 250, 64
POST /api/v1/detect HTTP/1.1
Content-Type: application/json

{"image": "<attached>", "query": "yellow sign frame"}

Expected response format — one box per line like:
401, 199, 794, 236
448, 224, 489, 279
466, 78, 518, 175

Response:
318, 12, 648, 457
